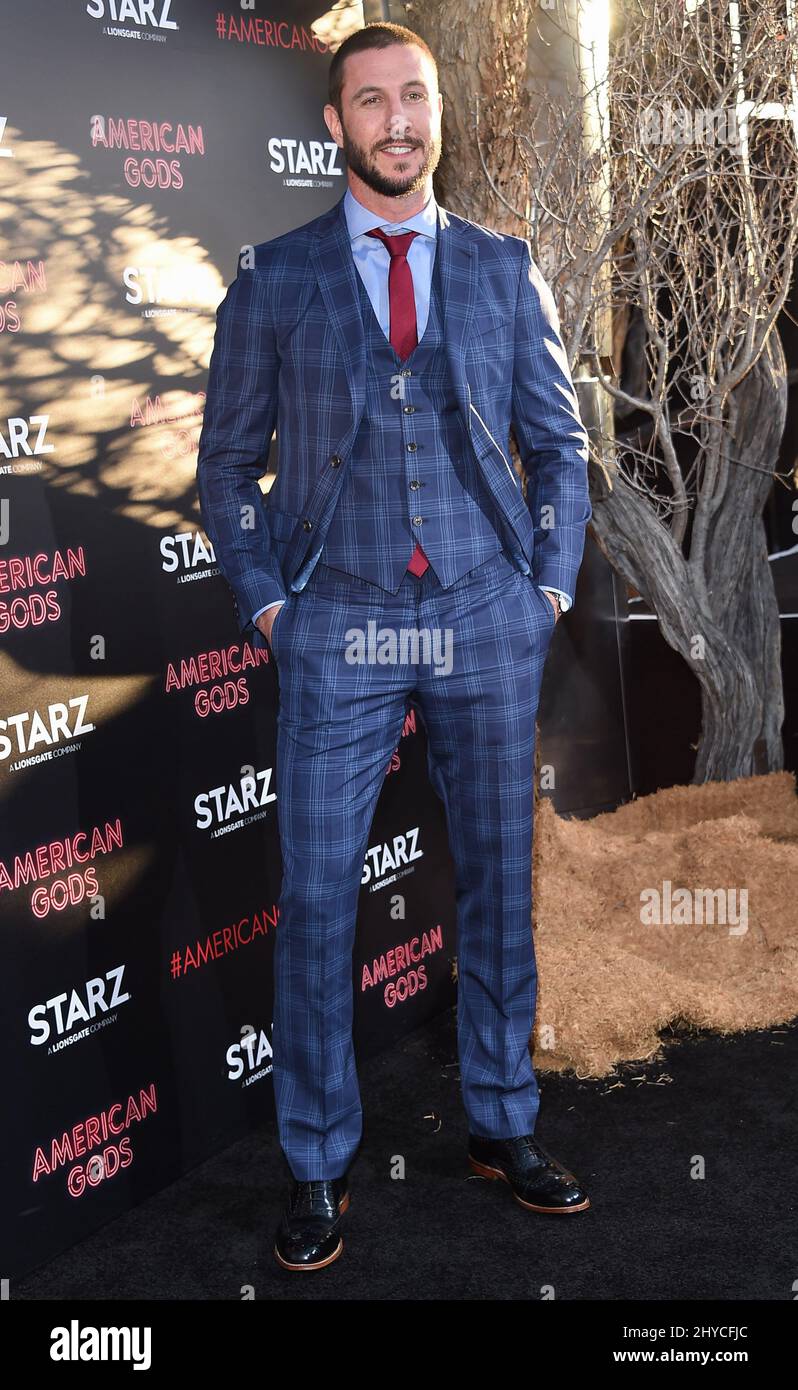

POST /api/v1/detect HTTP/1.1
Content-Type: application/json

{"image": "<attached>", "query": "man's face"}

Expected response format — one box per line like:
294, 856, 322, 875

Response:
325, 43, 443, 199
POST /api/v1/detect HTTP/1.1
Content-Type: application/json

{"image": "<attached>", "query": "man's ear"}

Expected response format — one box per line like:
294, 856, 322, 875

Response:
323, 103, 344, 149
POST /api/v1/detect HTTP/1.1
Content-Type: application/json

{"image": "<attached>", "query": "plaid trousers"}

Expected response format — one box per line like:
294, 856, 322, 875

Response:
269, 547, 556, 1180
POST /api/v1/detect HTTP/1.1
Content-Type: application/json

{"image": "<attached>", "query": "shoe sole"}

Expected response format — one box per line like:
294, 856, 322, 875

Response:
468, 1156, 591, 1213
273, 1191, 350, 1271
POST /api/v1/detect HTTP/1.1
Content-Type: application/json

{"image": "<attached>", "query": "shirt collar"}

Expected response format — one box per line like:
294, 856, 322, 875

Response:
344, 184, 438, 243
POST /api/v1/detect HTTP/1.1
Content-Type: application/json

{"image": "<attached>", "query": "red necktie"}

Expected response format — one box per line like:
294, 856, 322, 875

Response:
365, 226, 429, 577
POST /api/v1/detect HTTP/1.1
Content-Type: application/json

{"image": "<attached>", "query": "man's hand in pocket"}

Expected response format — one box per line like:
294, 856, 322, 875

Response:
544, 592, 561, 623
255, 601, 285, 645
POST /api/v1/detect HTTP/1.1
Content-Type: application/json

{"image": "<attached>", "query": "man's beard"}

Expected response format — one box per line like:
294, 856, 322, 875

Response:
339, 124, 441, 199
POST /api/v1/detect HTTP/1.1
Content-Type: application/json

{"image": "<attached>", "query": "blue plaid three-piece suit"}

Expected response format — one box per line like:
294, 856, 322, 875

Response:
196, 189, 592, 1180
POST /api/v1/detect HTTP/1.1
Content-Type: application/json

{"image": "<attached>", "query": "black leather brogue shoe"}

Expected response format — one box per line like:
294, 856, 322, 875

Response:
273, 1176, 350, 1271
468, 1133, 590, 1213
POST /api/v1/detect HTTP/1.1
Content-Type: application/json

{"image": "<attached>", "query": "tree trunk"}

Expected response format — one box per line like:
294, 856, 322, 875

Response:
407, 0, 531, 233
699, 332, 786, 778
589, 331, 786, 782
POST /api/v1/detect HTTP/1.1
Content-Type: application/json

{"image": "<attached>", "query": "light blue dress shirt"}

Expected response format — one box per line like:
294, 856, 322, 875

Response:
252, 186, 571, 623
344, 183, 438, 340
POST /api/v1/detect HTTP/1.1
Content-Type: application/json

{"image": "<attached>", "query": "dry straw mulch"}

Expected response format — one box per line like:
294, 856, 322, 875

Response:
531, 771, 798, 1077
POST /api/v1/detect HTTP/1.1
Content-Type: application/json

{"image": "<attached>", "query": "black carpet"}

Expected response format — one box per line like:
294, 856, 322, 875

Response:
15, 1010, 798, 1301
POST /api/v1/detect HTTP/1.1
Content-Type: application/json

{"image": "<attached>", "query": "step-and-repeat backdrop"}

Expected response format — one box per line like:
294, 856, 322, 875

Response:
0, 0, 459, 1279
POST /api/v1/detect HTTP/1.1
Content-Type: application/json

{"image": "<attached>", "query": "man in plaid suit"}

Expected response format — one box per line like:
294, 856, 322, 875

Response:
197, 21, 592, 1272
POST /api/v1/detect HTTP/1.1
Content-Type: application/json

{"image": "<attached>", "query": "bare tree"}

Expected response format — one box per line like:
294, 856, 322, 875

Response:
412, 0, 798, 781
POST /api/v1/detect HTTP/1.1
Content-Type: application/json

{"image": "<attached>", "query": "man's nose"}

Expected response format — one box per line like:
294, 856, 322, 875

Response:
385, 110, 412, 139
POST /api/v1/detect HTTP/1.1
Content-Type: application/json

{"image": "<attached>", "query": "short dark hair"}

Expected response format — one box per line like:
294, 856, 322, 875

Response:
328, 22, 438, 117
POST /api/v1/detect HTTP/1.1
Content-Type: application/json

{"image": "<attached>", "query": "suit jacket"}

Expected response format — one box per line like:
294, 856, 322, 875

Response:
196, 191, 592, 649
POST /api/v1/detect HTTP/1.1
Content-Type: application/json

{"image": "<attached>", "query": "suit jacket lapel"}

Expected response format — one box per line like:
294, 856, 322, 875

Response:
435, 200, 478, 430
309, 194, 366, 420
